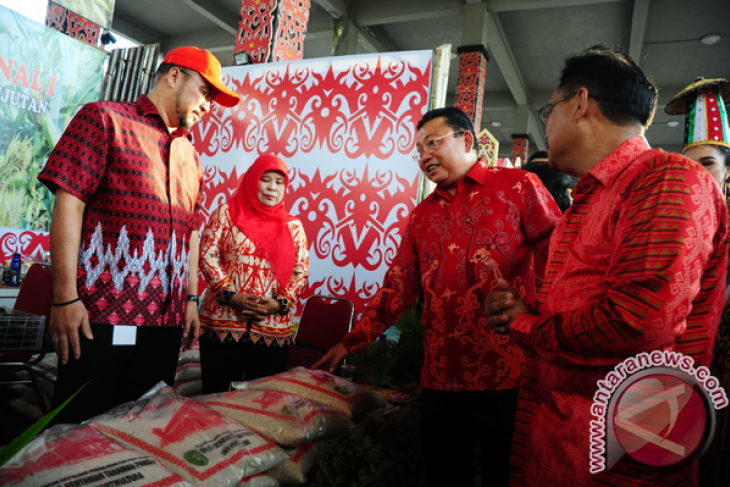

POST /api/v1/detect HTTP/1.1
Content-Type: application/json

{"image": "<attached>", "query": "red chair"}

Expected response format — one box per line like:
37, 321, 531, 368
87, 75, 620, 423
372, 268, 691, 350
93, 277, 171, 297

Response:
287, 294, 355, 369
0, 263, 54, 414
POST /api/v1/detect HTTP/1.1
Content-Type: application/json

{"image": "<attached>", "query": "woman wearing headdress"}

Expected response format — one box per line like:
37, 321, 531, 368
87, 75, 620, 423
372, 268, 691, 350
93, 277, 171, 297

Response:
666, 78, 730, 486
197, 154, 309, 394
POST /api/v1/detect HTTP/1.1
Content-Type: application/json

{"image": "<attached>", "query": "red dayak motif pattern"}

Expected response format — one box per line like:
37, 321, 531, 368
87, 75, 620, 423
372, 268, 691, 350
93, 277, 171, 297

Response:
67, 12, 100, 45
272, 0, 310, 62
341, 161, 562, 391
0, 230, 49, 265
509, 137, 729, 487
190, 57, 431, 160
192, 54, 431, 317
510, 137, 529, 167
455, 51, 487, 131
234, 0, 278, 63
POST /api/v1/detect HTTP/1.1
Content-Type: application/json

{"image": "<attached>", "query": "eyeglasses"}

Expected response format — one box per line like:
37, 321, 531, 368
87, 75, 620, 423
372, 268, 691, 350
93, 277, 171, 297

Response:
537, 91, 600, 125
180, 69, 217, 110
412, 130, 463, 162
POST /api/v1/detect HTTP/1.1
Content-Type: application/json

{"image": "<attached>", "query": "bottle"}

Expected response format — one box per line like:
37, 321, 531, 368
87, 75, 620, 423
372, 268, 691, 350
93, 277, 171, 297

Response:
8, 253, 21, 287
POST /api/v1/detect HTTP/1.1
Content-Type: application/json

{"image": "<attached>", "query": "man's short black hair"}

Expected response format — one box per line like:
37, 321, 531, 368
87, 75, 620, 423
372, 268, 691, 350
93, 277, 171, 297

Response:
528, 151, 548, 163
417, 107, 476, 149
558, 45, 657, 127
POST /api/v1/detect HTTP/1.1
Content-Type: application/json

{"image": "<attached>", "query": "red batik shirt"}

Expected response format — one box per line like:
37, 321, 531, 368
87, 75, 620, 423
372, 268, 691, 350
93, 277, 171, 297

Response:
38, 96, 203, 328
341, 160, 562, 391
509, 137, 729, 487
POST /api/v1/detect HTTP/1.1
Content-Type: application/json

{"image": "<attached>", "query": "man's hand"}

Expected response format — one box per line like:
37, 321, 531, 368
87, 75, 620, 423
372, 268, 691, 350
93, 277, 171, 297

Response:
311, 343, 350, 373
230, 293, 268, 321
484, 278, 531, 334
50, 300, 92, 364
182, 301, 200, 351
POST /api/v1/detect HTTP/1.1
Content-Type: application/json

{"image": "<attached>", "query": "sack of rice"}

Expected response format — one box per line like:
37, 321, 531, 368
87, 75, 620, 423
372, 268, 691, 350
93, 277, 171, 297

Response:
175, 379, 203, 397
0, 424, 195, 487
238, 473, 280, 487
14, 371, 55, 398
268, 442, 319, 486
232, 367, 388, 418
88, 382, 287, 487
178, 343, 200, 365
8, 397, 44, 421
196, 389, 353, 446
175, 362, 202, 382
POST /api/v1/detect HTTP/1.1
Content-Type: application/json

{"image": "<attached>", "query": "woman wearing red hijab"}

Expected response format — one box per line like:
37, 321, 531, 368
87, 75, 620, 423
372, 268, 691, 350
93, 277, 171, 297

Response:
198, 155, 310, 393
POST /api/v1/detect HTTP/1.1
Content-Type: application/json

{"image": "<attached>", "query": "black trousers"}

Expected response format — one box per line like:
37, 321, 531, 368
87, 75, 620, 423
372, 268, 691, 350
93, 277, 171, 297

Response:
199, 336, 289, 394
420, 387, 520, 487
49, 324, 183, 426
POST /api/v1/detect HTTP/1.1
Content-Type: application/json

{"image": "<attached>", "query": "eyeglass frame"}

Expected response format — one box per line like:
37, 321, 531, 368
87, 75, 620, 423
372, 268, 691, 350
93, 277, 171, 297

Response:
537, 90, 600, 125
412, 130, 465, 162
179, 68, 217, 110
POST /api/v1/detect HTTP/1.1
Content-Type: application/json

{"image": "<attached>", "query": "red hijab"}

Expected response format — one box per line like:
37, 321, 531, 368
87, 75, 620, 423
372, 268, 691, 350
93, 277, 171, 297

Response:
228, 155, 296, 288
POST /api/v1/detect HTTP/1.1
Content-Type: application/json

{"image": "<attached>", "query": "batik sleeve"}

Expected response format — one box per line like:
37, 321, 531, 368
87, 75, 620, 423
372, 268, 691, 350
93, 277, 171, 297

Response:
511, 161, 728, 366
281, 219, 310, 307
341, 213, 423, 355
38, 103, 108, 200
199, 204, 235, 296
520, 171, 561, 266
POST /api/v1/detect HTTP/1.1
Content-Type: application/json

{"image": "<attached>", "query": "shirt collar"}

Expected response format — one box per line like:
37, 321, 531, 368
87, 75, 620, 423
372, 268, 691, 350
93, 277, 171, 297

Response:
586, 136, 651, 188
433, 158, 489, 201
135, 95, 193, 141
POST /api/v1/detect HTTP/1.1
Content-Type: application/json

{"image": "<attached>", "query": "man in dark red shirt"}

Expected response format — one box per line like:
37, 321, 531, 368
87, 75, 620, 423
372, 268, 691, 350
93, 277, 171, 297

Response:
38, 47, 241, 424
314, 107, 562, 486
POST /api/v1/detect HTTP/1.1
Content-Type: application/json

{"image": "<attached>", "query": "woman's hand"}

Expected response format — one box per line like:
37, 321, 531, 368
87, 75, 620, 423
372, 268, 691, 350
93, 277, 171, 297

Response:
229, 293, 268, 321
257, 298, 282, 316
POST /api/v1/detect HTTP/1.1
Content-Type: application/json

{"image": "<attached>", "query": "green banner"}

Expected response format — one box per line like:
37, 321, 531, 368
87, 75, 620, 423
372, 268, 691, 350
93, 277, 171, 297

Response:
0, 5, 106, 232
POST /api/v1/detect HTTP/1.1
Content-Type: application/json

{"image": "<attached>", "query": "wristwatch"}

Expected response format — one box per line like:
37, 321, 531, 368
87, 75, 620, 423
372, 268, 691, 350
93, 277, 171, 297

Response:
186, 294, 200, 304
275, 296, 289, 315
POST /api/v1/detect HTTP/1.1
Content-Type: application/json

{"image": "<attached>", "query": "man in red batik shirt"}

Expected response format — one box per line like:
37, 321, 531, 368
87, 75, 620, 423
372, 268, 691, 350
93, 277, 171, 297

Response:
485, 46, 728, 487
38, 47, 241, 424
314, 107, 562, 487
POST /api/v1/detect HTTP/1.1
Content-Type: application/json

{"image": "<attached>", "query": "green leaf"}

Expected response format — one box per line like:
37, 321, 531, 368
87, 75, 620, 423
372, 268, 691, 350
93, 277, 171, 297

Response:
0, 381, 90, 467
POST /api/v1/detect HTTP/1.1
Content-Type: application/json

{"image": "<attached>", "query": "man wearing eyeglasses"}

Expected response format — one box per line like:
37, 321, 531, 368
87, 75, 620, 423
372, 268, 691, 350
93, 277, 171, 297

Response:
314, 106, 562, 486
38, 47, 241, 425
484, 46, 728, 486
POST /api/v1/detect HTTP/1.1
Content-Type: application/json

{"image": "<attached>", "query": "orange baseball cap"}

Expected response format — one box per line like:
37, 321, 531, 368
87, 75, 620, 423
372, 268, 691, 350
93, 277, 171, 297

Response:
162, 46, 241, 107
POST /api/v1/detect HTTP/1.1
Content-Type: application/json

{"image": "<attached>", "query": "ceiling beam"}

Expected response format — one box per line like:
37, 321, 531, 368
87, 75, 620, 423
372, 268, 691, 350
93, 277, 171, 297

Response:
165, 28, 235, 52
315, 0, 349, 19
485, 0, 626, 12
178, 0, 238, 35
358, 26, 397, 53
628, 0, 650, 64
486, 13, 529, 106
353, 0, 463, 27
111, 11, 164, 45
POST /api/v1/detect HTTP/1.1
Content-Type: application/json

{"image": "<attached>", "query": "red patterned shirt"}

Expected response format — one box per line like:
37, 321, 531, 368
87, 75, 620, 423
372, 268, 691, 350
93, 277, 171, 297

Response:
38, 96, 203, 328
509, 137, 729, 486
341, 160, 562, 391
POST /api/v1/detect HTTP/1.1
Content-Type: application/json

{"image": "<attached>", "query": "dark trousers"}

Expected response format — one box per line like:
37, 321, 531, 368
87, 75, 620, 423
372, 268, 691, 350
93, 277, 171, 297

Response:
49, 324, 183, 425
199, 337, 289, 394
420, 387, 520, 487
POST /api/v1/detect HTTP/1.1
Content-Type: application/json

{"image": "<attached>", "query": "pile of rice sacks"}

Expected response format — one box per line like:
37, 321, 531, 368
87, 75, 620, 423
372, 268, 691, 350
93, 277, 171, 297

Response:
87, 383, 287, 487
232, 367, 388, 418
0, 424, 195, 487
195, 389, 352, 446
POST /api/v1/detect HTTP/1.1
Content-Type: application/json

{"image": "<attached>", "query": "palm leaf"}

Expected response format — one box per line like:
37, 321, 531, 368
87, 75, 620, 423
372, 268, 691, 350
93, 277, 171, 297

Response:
0, 381, 90, 467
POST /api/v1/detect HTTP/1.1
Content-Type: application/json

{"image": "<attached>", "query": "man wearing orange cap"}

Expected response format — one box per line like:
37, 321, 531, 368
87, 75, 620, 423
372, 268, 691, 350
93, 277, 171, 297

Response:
38, 47, 241, 424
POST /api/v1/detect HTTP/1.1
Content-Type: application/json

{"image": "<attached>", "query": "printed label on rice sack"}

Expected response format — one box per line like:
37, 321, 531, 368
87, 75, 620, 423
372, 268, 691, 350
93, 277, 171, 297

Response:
237, 367, 388, 418
0, 424, 192, 487
268, 441, 319, 486
88, 383, 287, 487
196, 389, 352, 446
